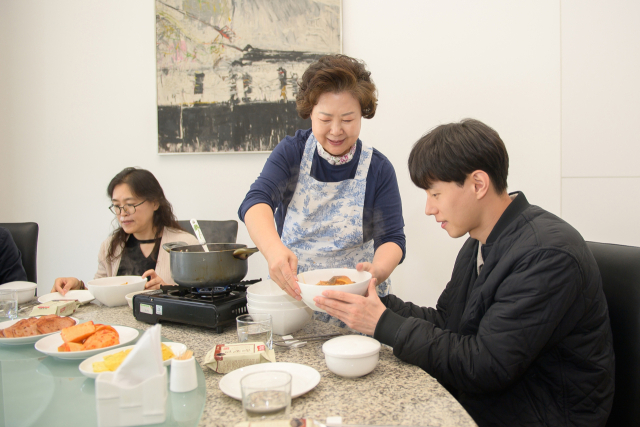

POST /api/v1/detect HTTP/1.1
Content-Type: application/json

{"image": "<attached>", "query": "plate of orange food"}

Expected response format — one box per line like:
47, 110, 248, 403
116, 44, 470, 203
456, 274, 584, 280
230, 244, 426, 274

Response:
0, 316, 79, 346
34, 321, 139, 360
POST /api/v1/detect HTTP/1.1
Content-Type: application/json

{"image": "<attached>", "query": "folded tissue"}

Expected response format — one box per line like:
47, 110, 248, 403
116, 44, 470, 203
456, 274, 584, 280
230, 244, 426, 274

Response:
96, 324, 167, 427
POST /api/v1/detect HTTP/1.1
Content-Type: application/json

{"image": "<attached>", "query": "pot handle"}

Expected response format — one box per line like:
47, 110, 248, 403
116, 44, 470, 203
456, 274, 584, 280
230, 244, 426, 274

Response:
232, 247, 259, 260
162, 241, 188, 253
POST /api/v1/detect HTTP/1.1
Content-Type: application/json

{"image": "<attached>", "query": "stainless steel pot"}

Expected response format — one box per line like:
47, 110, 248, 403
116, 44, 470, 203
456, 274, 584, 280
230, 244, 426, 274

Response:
163, 242, 259, 288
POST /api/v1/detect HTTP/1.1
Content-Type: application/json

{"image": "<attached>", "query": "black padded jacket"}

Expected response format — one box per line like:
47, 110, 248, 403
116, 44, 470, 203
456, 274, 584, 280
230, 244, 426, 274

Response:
374, 192, 615, 427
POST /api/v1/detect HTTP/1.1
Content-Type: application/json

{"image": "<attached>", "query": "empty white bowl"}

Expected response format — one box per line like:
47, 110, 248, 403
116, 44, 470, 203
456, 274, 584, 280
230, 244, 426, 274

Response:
125, 289, 158, 309
246, 303, 312, 335
0, 281, 37, 304
246, 294, 307, 310
297, 268, 372, 313
246, 279, 300, 303
322, 335, 381, 378
86, 276, 146, 307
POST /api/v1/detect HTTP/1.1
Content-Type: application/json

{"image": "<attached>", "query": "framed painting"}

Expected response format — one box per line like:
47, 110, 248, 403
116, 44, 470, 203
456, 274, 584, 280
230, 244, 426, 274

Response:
156, 0, 342, 154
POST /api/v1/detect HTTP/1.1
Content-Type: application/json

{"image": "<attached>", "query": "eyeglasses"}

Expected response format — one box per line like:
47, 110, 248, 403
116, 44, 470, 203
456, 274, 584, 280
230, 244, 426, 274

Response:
109, 200, 146, 215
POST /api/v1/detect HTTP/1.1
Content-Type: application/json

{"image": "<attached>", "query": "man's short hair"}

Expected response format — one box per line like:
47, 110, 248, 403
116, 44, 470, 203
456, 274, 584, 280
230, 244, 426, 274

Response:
408, 119, 509, 194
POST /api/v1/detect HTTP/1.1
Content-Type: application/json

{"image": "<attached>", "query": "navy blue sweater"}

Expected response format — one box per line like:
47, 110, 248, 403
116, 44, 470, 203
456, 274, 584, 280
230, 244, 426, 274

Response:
238, 128, 406, 261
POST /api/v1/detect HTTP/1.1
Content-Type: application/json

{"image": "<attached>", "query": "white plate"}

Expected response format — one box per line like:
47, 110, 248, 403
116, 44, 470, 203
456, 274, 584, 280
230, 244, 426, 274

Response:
0, 317, 80, 346
34, 325, 139, 360
78, 342, 187, 379
218, 362, 321, 400
38, 290, 95, 305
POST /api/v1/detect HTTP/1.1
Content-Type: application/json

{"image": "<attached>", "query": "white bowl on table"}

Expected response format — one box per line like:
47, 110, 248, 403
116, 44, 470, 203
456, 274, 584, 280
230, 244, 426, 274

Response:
246, 279, 301, 303
246, 303, 312, 335
0, 281, 37, 304
246, 294, 307, 310
322, 335, 381, 378
86, 276, 146, 307
296, 268, 372, 313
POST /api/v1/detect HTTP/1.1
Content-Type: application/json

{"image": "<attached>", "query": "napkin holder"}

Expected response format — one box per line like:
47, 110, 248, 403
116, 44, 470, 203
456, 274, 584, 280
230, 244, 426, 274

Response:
95, 367, 167, 427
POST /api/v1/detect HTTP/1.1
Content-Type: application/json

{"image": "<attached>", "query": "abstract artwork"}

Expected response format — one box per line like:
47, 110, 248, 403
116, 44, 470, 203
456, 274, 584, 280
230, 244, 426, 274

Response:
156, 0, 342, 153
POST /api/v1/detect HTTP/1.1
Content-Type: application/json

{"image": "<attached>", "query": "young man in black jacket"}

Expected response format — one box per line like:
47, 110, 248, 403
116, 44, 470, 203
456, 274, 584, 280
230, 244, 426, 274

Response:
314, 119, 615, 427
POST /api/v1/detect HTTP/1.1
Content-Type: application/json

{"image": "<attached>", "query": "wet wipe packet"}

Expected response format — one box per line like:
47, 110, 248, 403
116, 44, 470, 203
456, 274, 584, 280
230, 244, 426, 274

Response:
204, 342, 276, 374
29, 300, 78, 317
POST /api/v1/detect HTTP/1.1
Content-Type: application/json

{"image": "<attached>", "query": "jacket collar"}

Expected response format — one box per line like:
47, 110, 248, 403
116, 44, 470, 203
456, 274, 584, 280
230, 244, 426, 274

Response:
485, 191, 529, 245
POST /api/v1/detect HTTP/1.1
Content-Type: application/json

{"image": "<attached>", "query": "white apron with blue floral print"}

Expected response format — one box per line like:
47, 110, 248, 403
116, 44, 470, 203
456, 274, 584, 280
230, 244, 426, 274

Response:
280, 133, 391, 328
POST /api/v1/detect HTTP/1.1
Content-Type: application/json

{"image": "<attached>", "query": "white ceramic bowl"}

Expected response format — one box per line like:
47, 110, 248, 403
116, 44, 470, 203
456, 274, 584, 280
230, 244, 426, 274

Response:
297, 268, 372, 313
322, 335, 381, 378
246, 279, 301, 303
246, 294, 307, 310
86, 276, 146, 307
125, 289, 158, 309
246, 303, 312, 335
0, 281, 37, 304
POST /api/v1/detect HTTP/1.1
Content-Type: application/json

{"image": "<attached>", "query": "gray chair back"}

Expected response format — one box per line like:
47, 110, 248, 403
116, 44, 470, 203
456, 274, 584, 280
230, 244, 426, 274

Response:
0, 222, 39, 283
177, 220, 238, 244
587, 241, 640, 426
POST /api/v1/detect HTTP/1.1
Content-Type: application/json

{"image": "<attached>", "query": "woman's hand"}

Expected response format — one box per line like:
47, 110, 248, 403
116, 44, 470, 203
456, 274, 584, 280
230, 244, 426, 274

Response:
265, 244, 301, 300
142, 269, 168, 290
244, 204, 302, 300
52, 277, 83, 296
356, 262, 378, 281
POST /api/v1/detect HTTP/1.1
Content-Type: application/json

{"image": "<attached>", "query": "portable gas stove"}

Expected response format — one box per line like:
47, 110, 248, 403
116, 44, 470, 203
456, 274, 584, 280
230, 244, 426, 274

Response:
132, 279, 260, 333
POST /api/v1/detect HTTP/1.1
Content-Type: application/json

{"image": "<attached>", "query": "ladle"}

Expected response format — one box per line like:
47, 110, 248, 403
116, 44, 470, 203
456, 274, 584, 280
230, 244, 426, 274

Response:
190, 219, 209, 252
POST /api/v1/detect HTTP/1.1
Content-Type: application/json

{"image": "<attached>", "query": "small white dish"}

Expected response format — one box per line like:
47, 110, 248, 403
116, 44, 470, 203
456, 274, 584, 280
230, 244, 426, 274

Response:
322, 335, 381, 378
34, 325, 139, 360
218, 362, 320, 400
0, 317, 79, 346
0, 281, 37, 304
125, 290, 157, 309
79, 341, 186, 378
38, 290, 95, 305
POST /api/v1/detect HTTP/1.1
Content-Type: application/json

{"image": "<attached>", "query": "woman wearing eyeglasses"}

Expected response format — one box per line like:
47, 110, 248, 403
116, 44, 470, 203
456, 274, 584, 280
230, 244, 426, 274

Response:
52, 167, 198, 295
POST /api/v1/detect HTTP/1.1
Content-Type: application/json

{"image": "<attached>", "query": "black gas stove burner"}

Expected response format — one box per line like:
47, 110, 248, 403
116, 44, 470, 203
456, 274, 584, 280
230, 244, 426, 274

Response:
133, 279, 261, 333
160, 278, 261, 300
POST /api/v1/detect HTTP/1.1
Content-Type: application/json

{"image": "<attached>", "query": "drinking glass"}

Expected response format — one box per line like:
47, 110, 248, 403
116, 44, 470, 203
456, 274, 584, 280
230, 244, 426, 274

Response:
236, 313, 273, 349
0, 289, 18, 319
241, 371, 292, 421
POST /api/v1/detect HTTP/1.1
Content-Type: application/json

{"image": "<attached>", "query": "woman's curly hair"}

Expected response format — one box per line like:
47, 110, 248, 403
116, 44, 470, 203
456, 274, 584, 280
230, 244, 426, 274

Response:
296, 54, 377, 119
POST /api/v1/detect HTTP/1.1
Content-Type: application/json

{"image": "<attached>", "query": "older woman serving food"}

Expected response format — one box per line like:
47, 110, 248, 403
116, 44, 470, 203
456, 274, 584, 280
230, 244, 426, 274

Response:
52, 167, 198, 295
238, 54, 405, 326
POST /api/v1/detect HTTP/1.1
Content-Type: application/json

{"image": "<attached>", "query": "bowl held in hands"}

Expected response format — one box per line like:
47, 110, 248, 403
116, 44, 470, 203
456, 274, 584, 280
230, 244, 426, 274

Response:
297, 268, 372, 313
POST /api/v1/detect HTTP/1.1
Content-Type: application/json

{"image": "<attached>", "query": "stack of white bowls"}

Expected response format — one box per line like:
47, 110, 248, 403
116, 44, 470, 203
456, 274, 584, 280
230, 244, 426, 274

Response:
246, 279, 312, 335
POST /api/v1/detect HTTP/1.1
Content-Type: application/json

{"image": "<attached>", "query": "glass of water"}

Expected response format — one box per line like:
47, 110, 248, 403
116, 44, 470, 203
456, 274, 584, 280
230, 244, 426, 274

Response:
236, 313, 273, 349
0, 289, 18, 319
241, 370, 292, 421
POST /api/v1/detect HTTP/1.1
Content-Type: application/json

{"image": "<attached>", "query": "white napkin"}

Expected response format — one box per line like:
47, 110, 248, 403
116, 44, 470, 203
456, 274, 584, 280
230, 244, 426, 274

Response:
112, 324, 164, 387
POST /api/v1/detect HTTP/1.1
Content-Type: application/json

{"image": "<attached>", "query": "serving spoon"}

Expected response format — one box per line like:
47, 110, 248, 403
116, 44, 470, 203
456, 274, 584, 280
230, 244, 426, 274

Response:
190, 219, 209, 252
273, 340, 309, 349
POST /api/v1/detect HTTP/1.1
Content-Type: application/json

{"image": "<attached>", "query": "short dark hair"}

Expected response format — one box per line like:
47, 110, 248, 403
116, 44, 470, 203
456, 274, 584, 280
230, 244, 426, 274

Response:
408, 119, 509, 194
296, 54, 377, 119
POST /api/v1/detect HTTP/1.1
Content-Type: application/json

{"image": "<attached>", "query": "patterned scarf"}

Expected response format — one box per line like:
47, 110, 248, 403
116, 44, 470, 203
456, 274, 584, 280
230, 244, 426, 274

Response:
316, 141, 357, 165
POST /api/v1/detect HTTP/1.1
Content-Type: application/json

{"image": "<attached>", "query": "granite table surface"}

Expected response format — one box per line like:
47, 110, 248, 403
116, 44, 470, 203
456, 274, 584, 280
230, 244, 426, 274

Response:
75, 302, 477, 427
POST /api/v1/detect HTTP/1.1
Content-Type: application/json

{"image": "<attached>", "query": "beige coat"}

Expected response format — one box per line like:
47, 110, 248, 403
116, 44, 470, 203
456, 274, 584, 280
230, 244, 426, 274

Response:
94, 227, 198, 285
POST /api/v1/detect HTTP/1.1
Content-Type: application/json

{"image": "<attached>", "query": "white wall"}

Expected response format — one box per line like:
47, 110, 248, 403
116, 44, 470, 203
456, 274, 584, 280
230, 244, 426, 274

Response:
0, 1, 638, 306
